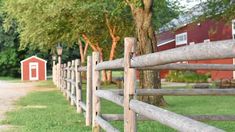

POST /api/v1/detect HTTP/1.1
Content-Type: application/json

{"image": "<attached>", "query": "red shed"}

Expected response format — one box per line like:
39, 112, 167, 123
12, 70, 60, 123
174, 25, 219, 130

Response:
21, 56, 47, 81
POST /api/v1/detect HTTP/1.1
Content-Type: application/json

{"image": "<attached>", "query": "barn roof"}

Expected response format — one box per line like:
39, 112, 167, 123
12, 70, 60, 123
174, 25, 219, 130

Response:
20, 56, 47, 63
159, 3, 205, 33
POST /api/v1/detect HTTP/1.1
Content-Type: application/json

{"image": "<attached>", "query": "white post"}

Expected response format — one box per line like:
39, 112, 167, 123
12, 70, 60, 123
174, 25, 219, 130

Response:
86, 56, 92, 126
75, 59, 82, 112
67, 62, 71, 101
71, 60, 76, 106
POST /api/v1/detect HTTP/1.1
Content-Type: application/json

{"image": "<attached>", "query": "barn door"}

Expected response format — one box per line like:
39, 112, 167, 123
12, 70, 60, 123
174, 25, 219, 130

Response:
29, 62, 39, 80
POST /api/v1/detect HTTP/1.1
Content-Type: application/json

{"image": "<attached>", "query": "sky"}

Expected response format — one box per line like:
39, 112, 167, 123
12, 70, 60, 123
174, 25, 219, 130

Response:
179, 0, 206, 10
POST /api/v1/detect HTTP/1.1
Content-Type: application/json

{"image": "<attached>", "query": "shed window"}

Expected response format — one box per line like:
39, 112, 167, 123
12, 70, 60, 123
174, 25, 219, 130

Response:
175, 32, 187, 45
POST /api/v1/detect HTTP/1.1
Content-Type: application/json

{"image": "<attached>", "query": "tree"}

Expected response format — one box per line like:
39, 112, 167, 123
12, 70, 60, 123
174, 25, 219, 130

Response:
0, 12, 22, 77
3, 0, 134, 82
125, 0, 180, 105
198, 0, 235, 22
4, 0, 181, 105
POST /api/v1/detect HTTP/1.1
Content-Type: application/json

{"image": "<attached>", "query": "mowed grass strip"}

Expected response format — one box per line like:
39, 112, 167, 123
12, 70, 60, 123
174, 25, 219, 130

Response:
2, 80, 235, 132
1, 88, 91, 132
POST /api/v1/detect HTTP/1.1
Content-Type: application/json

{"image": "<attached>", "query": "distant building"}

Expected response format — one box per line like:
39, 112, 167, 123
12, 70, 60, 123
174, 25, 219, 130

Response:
157, 4, 235, 80
21, 56, 47, 81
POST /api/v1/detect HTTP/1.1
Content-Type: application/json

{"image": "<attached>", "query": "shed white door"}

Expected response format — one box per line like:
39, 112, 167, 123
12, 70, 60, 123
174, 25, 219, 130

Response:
29, 62, 39, 80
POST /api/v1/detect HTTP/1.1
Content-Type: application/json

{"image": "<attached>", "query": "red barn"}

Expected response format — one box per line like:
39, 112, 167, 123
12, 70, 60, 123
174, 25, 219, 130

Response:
21, 56, 47, 81
157, 4, 235, 80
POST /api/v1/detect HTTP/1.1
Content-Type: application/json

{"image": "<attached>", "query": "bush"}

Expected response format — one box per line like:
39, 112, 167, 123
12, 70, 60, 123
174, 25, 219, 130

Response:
166, 70, 210, 83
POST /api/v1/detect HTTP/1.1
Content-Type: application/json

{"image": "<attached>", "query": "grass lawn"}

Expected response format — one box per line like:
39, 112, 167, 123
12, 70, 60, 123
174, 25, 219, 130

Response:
0, 76, 21, 83
2, 80, 235, 132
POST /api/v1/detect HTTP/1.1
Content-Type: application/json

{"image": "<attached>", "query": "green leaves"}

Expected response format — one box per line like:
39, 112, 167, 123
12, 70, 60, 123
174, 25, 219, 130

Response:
200, 0, 235, 23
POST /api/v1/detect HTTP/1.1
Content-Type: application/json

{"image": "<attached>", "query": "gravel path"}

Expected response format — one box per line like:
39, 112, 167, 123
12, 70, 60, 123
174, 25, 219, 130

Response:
0, 80, 35, 131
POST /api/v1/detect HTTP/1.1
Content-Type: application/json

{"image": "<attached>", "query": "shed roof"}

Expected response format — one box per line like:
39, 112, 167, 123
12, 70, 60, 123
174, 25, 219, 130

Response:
20, 56, 47, 63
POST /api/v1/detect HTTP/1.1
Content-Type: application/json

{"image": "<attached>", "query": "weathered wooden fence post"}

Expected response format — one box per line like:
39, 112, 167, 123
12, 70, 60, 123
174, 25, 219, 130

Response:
92, 52, 100, 132
63, 64, 67, 96
52, 65, 55, 84
75, 59, 82, 113
124, 37, 137, 132
86, 56, 92, 126
53, 65, 55, 84
60, 64, 64, 91
67, 62, 71, 101
71, 60, 76, 106
57, 64, 59, 87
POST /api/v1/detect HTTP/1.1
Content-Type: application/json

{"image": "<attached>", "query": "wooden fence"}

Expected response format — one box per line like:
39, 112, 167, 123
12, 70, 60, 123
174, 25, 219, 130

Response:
53, 37, 235, 132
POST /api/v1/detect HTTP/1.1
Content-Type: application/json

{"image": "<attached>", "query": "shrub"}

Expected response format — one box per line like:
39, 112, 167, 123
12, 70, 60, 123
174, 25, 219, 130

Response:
166, 70, 210, 83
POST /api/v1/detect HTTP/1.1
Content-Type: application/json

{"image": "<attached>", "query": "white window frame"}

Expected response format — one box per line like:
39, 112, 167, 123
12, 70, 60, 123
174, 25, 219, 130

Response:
175, 32, 188, 45
232, 20, 235, 79
29, 62, 39, 81
232, 20, 235, 40
189, 42, 195, 45
204, 39, 210, 43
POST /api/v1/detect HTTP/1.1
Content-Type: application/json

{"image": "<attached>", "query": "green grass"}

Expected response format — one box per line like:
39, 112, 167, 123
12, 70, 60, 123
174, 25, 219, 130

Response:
1, 85, 91, 132
112, 71, 123, 78
0, 76, 21, 83
35, 80, 55, 88
2, 80, 235, 132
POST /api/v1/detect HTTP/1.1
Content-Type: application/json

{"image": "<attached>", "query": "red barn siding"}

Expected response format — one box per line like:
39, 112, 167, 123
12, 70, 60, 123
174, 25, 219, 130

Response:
157, 41, 176, 78
158, 41, 175, 51
157, 19, 234, 80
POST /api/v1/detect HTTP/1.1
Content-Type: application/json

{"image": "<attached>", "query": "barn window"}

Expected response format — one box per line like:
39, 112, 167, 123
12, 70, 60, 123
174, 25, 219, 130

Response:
175, 32, 187, 45
232, 20, 235, 39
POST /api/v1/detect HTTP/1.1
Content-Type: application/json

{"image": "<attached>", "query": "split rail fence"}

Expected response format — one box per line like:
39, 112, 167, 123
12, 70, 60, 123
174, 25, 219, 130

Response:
53, 37, 235, 132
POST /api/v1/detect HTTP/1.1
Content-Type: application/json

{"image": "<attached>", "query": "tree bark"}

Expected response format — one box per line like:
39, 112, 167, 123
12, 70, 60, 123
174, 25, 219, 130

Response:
78, 37, 89, 65
82, 34, 108, 82
105, 15, 121, 83
127, 0, 166, 106
78, 39, 85, 64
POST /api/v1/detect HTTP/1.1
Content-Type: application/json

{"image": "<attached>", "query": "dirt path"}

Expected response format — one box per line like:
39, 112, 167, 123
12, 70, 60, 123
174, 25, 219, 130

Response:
0, 80, 37, 131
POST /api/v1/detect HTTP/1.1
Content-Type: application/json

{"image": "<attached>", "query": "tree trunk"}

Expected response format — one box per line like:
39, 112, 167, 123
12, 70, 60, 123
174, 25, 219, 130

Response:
82, 34, 108, 82
105, 15, 121, 83
107, 37, 120, 82
78, 39, 85, 64
128, 0, 166, 106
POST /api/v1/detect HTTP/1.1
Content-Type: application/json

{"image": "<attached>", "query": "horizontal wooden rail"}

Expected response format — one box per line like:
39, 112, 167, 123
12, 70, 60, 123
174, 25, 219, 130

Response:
95, 58, 123, 70
102, 114, 146, 121
131, 40, 235, 68
95, 116, 119, 132
64, 67, 87, 72
78, 66, 87, 72
187, 115, 235, 121
95, 90, 124, 107
139, 64, 235, 71
101, 114, 235, 121
110, 88, 235, 96
130, 99, 224, 132
95, 40, 235, 70
78, 101, 87, 111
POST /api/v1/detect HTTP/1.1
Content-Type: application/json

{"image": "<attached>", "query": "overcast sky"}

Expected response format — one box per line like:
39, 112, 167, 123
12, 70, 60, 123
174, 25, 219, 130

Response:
179, 0, 206, 9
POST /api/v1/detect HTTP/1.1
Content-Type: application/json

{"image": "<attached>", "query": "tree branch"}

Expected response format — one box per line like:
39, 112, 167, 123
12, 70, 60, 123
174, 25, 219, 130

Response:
82, 34, 97, 51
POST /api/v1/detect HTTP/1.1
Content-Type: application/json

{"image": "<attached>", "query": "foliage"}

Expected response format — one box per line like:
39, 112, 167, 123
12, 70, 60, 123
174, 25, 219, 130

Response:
3, 0, 181, 59
0, 12, 80, 77
201, 0, 235, 22
0, 13, 22, 77
3, 0, 133, 60
166, 70, 210, 83
153, 0, 182, 30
